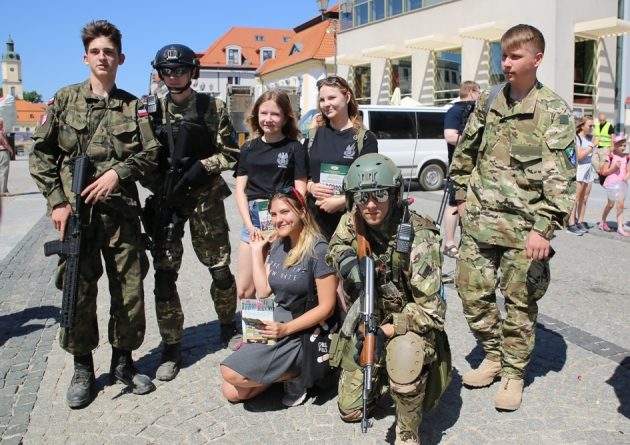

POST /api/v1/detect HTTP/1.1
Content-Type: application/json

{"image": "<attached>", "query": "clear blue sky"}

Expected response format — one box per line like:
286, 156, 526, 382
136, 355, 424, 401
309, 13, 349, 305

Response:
2, 0, 337, 101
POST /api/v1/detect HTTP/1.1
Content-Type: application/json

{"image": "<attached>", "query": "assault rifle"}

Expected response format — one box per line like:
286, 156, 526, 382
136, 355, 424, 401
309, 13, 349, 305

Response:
355, 213, 377, 434
43, 155, 94, 328
144, 112, 213, 252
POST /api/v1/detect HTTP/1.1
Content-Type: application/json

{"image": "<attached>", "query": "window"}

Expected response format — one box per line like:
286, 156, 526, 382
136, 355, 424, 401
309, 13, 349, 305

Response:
434, 49, 461, 104
370, 0, 385, 21
353, 65, 371, 104
406, 0, 422, 10
9, 67, 14, 72
489, 42, 505, 85
354, 0, 369, 26
283, 36, 291, 43
227, 76, 240, 85
388, 0, 403, 16
227, 47, 241, 65
391, 58, 412, 98
260, 48, 274, 64
255, 35, 265, 41
574, 40, 596, 107
416, 112, 444, 139
370, 111, 416, 139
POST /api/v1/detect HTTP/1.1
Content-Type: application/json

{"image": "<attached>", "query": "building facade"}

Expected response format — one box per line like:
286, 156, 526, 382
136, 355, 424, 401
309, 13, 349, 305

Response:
334, 0, 630, 121
1, 37, 23, 100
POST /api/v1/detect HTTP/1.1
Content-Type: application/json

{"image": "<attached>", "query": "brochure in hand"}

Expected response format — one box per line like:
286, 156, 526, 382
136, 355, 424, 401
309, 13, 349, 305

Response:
255, 200, 274, 236
241, 297, 276, 345
320, 163, 349, 195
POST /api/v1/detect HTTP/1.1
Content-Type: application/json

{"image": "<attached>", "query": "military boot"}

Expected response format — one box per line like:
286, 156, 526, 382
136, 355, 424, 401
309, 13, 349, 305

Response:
220, 322, 242, 351
462, 358, 501, 387
109, 347, 156, 395
156, 342, 182, 381
395, 427, 420, 445
66, 353, 95, 409
495, 377, 524, 411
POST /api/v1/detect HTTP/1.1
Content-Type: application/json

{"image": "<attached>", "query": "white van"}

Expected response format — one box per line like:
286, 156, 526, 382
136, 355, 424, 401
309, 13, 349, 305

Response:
359, 105, 449, 191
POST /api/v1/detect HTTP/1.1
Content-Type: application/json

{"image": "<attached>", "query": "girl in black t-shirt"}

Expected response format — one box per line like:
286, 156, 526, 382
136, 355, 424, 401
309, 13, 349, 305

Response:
305, 76, 378, 240
235, 90, 308, 303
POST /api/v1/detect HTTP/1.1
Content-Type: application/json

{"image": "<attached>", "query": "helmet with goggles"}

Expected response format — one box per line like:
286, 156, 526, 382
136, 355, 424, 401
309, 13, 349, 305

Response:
152, 44, 200, 80
343, 153, 403, 210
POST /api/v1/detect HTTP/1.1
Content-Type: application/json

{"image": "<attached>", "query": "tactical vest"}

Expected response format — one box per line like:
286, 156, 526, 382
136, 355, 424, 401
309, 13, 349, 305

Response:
594, 121, 612, 147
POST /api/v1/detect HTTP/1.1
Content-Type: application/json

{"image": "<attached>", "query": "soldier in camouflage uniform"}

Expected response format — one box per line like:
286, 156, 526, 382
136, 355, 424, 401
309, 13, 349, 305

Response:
142, 44, 239, 381
29, 20, 159, 408
450, 24, 576, 411
327, 154, 448, 445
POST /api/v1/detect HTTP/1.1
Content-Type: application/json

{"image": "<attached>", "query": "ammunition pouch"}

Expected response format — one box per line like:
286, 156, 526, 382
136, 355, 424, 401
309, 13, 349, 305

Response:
329, 333, 361, 372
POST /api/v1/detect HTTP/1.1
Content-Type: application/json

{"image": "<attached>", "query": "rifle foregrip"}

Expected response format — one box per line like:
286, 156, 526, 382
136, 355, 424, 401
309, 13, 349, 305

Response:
360, 334, 376, 366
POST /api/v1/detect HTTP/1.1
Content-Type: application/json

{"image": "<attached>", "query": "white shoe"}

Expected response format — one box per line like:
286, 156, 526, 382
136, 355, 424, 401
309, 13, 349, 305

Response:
282, 378, 307, 407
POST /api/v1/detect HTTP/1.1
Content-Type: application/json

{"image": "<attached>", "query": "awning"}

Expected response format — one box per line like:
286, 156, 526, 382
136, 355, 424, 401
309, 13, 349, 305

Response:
405, 34, 463, 51
574, 17, 630, 40
362, 44, 410, 59
327, 53, 371, 65
459, 21, 511, 41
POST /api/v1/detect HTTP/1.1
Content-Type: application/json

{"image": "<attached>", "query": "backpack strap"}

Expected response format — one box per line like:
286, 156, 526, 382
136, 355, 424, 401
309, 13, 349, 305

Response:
484, 82, 505, 116
307, 127, 318, 155
356, 127, 367, 155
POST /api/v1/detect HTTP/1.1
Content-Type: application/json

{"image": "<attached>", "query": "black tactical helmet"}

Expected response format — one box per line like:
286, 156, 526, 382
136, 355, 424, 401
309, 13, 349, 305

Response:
152, 44, 200, 79
343, 153, 404, 210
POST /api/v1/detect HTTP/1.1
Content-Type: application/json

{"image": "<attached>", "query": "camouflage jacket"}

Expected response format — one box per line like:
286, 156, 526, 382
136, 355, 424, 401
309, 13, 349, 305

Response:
29, 80, 160, 216
327, 209, 446, 335
449, 81, 576, 247
142, 91, 237, 202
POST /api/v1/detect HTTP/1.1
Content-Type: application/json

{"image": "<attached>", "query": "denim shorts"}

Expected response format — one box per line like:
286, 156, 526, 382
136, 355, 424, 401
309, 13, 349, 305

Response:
240, 200, 262, 243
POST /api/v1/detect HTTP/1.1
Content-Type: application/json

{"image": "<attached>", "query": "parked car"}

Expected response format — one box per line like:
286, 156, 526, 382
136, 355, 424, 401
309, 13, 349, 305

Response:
360, 105, 449, 191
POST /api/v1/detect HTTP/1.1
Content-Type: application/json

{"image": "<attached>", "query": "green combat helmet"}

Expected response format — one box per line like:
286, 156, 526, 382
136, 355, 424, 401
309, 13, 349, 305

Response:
343, 153, 403, 210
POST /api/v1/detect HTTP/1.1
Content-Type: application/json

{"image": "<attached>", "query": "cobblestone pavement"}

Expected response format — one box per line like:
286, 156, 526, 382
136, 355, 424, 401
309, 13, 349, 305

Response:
0, 165, 628, 444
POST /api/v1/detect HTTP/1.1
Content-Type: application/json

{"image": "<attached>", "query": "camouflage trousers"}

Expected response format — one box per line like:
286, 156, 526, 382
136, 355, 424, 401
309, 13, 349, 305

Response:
455, 233, 550, 379
57, 211, 149, 356
152, 194, 236, 344
337, 332, 436, 436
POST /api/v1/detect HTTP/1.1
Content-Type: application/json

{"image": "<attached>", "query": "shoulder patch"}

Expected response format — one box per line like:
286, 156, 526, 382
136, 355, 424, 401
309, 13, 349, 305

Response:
559, 115, 569, 125
137, 109, 148, 118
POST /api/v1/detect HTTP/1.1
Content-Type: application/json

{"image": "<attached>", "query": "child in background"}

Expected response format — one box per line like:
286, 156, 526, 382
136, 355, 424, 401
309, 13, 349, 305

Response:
599, 134, 630, 236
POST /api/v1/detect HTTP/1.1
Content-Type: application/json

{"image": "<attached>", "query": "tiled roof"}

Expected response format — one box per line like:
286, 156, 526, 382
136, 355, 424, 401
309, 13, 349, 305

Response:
257, 5, 339, 76
15, 99, 46, 124
198, 27, 294, 69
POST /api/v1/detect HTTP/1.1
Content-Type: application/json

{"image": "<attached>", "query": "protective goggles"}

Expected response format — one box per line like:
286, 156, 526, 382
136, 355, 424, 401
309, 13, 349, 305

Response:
277, 186, 306, 208
353, 189, 390, 205
159, 66, 190, 77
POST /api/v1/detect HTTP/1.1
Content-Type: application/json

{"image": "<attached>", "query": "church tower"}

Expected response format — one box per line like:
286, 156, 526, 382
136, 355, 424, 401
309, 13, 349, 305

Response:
2, 37, 23, 99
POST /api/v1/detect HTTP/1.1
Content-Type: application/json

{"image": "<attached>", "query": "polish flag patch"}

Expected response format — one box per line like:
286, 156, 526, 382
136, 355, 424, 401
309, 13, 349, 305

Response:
47, 97, 55, 105
138, 109, 148, 118
40, 113, 48, 126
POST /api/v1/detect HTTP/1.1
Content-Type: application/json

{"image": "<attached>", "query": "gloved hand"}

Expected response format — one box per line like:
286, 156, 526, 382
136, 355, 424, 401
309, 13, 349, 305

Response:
172, 161, 208, 195
353, 327, 387, 365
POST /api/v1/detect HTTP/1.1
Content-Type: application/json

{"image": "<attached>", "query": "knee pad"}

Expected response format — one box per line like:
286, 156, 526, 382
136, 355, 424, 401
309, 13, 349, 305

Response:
154, 269, 178, 301
386, 332, 425, 394
210, 266, 234, 290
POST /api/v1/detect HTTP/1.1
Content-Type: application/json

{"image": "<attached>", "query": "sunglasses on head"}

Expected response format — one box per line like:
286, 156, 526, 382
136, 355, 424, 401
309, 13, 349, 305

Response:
277, 186, 306, 208
316, 76, 346, 89
159, 66, 190, 77
353, 189, 390, 205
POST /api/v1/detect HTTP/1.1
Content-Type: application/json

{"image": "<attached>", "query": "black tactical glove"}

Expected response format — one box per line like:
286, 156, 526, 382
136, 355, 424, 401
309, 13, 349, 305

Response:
172, 161, 208, 195
353, 327, 387, 365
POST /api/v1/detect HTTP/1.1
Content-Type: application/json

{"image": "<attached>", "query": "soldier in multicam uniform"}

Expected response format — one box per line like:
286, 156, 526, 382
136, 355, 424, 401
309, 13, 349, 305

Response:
142, 44, 239, 381
450, 24, 576, 411
29, 20, 160, 408
327, 153, 449, 445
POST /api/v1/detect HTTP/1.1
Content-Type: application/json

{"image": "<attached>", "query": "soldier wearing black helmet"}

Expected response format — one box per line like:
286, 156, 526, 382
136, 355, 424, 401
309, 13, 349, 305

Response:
326, 154, 451, 444
142, 43, 239, 381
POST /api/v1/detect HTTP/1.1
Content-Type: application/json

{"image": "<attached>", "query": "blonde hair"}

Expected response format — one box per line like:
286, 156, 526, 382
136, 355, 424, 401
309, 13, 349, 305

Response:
575, 115, 593, 135
269, 189, 322, 269
501, 24, 545, 54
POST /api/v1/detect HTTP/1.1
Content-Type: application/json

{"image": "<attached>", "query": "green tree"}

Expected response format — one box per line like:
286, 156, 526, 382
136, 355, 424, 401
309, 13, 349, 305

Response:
23, 90, 43, 103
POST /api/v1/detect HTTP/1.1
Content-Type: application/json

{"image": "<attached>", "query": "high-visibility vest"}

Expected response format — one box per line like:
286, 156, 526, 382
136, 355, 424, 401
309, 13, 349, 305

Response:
594, 121, 612, 147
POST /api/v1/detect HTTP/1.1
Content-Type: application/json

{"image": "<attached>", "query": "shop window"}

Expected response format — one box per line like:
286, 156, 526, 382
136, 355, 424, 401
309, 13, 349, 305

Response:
434, 48, 461, 105
574, 40, 596, 109
489, 42, 505, 85
353, 65, 371, 104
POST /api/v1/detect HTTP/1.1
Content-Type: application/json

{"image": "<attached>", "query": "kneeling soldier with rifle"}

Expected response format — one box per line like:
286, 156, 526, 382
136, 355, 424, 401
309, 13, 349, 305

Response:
30, 20, 160, 408
327, 154, 451, 445
141, 44, 239, 381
